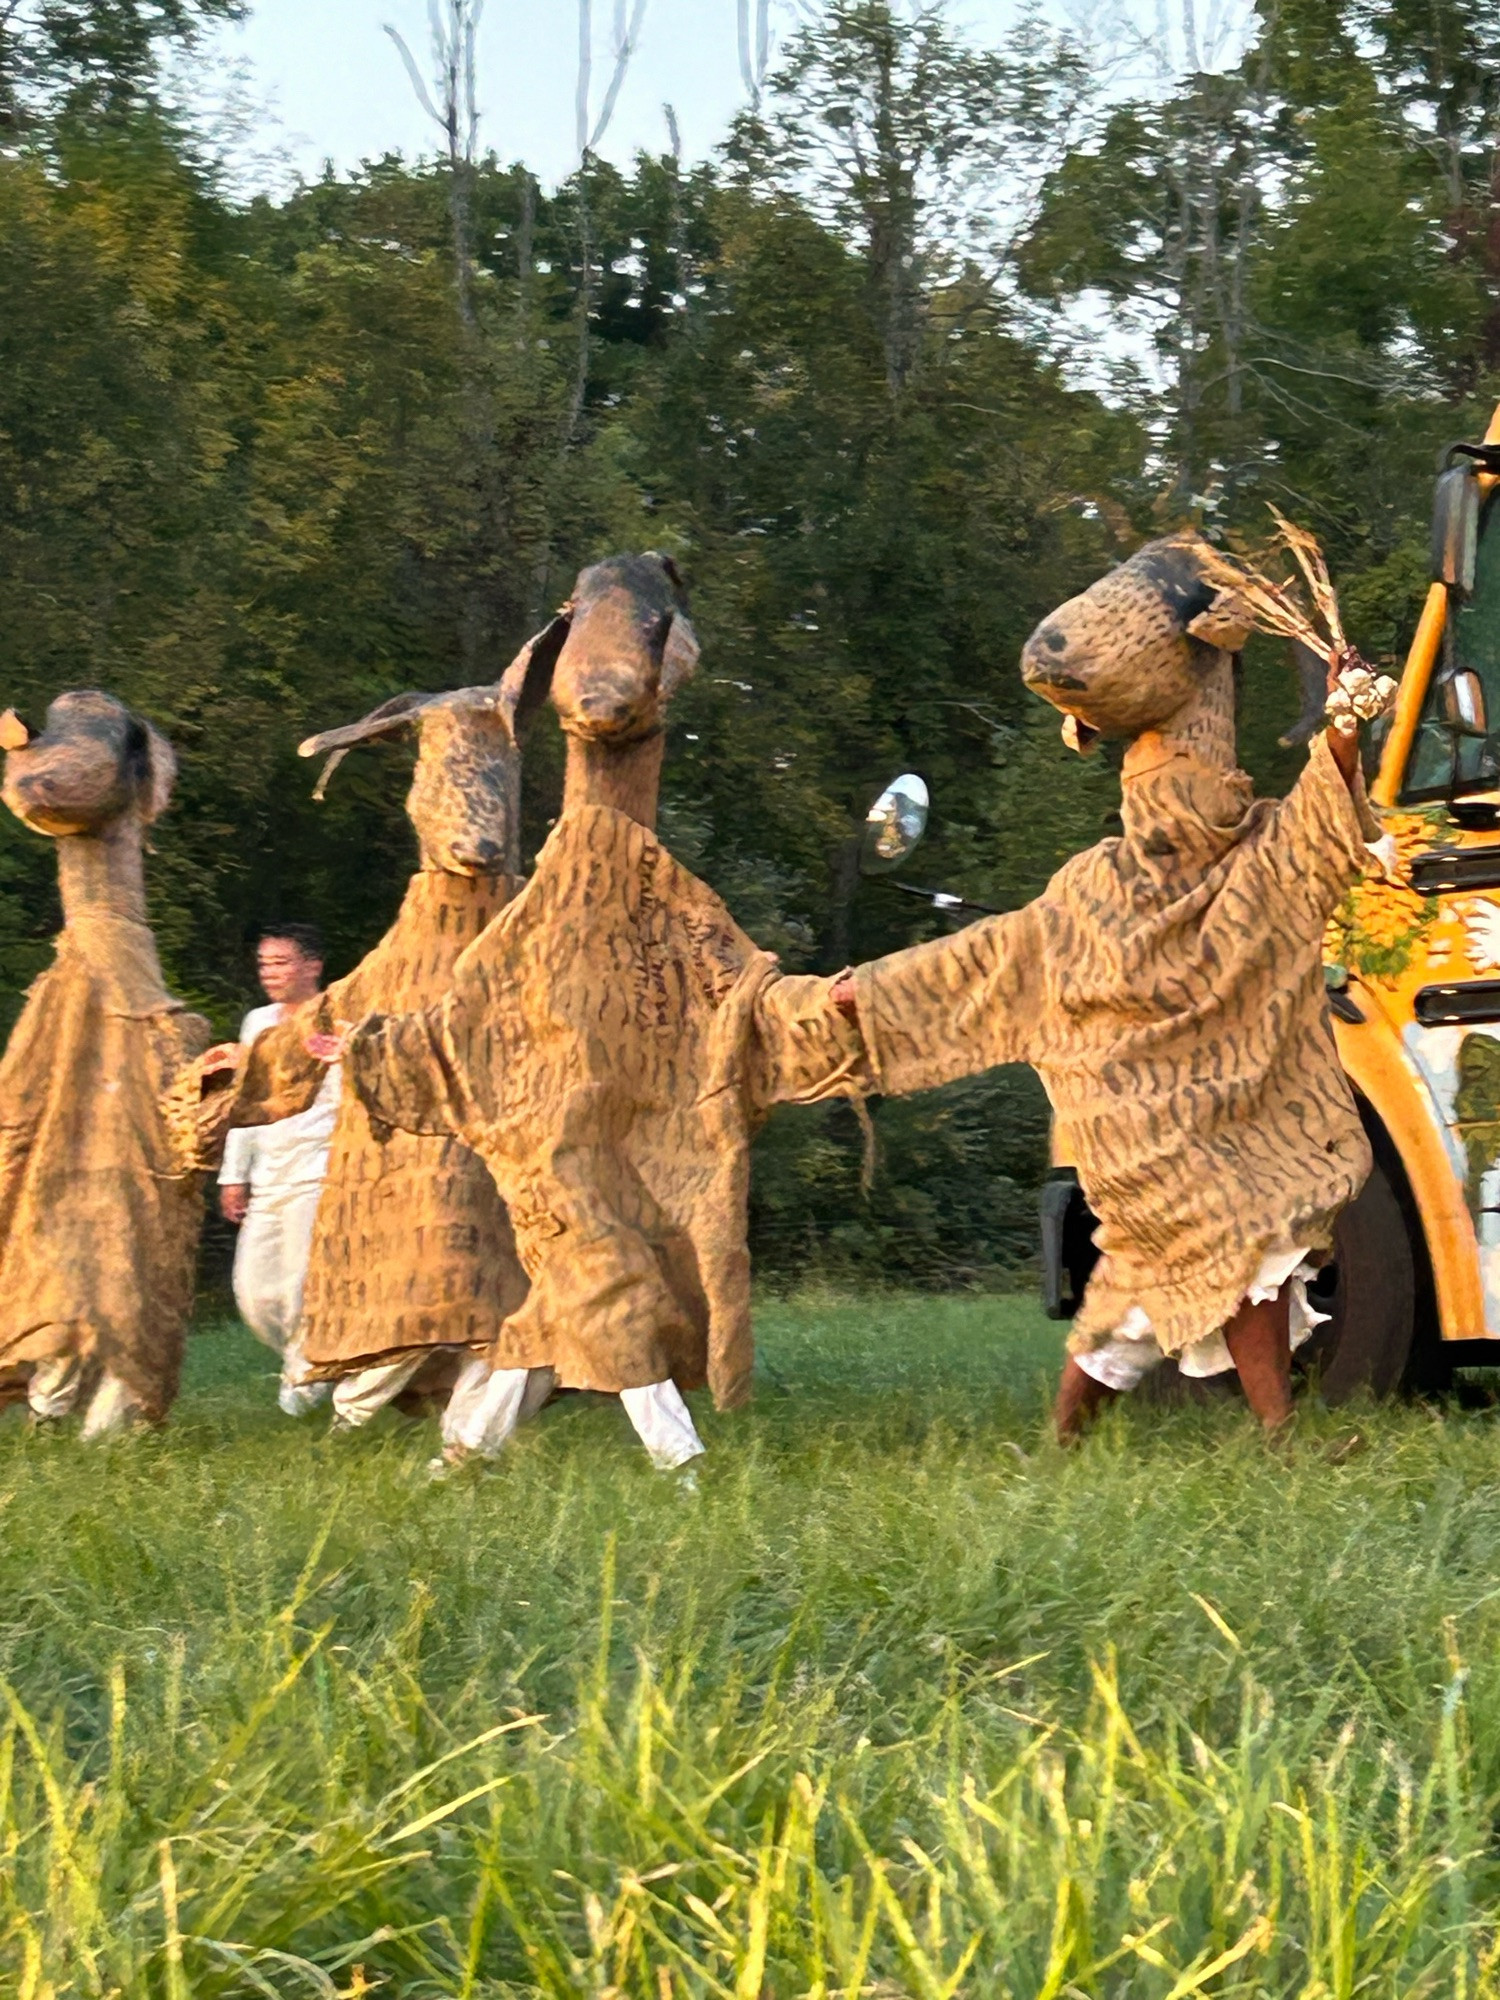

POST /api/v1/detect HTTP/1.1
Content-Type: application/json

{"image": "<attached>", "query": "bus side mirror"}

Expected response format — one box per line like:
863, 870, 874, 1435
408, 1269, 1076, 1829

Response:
1440, 668, 1489, 737
860, 773, 929, 875
1433, 462, 1480, 595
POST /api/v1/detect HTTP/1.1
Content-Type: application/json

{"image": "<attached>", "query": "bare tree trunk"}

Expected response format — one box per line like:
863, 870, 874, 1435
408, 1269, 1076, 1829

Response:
516, 167, 535, 295
823, 834, 863, 972
576, 0, 593, 159
869, 22, 920, 394
737, 0, 755, 105
564, 0, 648, 450
664, 101, 687, 301
385, 1, 481, 330
449, 151, 475, 329
565, 172, 594, 450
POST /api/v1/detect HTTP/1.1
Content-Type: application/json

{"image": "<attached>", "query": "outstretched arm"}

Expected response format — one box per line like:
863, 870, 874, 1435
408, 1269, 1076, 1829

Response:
1263, 721, 1385, 929
749, 969, 873, 1109
836, 903, 1047, 1098
176, 946, 383, 1165
341, 1003, 470, 1141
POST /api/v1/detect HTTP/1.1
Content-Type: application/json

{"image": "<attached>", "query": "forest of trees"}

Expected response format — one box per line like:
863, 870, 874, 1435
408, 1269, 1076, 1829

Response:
3, 0, 1499, 1281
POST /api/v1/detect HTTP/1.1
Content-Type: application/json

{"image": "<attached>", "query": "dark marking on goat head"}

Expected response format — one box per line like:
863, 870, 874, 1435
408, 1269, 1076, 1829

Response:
299, 684, 527, 878
2, 690, 175, 838
1020, 535, 1252, 749
499, 552, 699, 746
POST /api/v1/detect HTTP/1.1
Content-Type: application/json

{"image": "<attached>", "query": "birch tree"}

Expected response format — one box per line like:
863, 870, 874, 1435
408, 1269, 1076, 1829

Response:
385, 0, 484, 325
565, 0, 649, 440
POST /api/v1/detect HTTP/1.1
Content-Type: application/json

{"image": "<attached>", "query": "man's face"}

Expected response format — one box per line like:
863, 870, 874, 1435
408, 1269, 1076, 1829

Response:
257, 937, 322, 1005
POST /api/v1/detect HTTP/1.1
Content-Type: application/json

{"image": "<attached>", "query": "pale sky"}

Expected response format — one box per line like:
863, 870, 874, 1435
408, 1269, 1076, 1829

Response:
202, 0, 1251, 195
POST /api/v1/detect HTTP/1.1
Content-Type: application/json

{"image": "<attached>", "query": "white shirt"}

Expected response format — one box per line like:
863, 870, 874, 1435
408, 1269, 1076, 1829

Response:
219, 1002, 341, 1193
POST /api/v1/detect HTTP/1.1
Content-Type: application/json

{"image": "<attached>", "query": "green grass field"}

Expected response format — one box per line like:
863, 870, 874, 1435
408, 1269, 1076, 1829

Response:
6, 1295, 1500, 1996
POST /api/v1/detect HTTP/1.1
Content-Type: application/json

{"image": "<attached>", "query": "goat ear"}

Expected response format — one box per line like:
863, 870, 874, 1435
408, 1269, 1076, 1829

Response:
497, 613, 571, 738
1186, 588, 1254, 654
646, 549, 685, 592
660, 612, 700, 701
140, 723, 177, 823
297, 691, 433, 761
298, 692, 436, 804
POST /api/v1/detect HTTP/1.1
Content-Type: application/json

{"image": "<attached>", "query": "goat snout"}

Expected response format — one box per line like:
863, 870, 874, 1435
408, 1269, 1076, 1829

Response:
576, 689, 635, 724
1020, 642, 1089, 694
450, 835, 504, 871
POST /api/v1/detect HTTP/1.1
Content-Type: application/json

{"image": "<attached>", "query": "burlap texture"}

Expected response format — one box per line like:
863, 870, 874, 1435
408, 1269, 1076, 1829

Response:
854, 733, 1377, 1360
345, 805, 864, 1408
228, 868, 529, 1375
0, 910, 210, 1419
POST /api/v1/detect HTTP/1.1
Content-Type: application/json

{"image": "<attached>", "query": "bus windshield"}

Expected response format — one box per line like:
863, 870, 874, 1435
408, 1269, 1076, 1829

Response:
1403, 489, 1500, 800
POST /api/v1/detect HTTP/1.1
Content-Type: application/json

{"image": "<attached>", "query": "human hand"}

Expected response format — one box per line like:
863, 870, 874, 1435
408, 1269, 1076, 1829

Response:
305, 1018, 353, 1064
219, 1183, 249, 1225
829, 977, 857, 1018
200, 1042, 242, 1076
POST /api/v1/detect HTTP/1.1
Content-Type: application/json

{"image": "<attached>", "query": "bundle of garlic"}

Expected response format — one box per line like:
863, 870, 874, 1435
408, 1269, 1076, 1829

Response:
1199, 508, 1399, 737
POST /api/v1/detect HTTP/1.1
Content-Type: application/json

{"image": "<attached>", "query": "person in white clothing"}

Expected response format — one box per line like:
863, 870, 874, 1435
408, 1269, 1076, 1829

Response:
220, 925, 339, 1414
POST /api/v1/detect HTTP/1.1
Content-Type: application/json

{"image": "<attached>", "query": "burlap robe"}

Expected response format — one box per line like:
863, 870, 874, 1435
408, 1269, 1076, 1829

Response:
853, 734, 1378, 1360
343, 805, 863, 1408
0, 913, 210, 1419
225, 868, 528, 1377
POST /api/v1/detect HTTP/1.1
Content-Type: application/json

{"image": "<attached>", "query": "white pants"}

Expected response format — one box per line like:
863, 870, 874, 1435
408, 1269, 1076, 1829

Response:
27, 1356, 142, 1437
439, 1361, 705, 1468
440, 1356, 556, 1455
326, 1349, 539, 1432
331, 1353, 428, 1427
233, 1181, 329, 1414
619, 1380, 706, 1468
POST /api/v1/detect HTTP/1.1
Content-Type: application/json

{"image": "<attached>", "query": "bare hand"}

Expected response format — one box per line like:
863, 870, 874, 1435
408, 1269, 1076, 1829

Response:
830, 977, 857, 1018
1326, 711, 1361, 787
305, 1029, 347, 1064
201, 1042, 242, 1076
219, 1183, 249, 1225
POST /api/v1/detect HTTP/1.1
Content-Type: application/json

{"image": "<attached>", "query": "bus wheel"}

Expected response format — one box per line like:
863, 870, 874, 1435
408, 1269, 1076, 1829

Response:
1300, 1153, 1418, 1402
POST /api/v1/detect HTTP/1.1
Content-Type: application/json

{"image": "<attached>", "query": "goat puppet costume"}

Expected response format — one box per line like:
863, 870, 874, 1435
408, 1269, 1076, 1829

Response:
845, 532, 1393, 1394
0, 693, 212, 1426
331, 556, 864, 1413
202, 685, 532, 1393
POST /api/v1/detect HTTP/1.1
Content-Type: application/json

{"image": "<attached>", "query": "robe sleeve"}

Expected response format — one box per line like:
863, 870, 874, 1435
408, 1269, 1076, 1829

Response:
342, 1003, 471, 1141
209, 947, 383, 1137
747, 972, 873, 1109
157, 1012, 237, 1174
219, 1125, 257, 1185
229, 997, 331, 1126
850, 902, 1048, 1097
1258, 731, 1384, 931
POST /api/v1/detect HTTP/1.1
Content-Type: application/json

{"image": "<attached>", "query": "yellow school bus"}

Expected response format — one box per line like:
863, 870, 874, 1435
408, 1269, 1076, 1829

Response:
1044, 402, 1500, 1396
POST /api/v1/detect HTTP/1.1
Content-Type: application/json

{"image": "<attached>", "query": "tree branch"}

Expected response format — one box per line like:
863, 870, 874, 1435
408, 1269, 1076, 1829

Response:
383, 22, 443, 129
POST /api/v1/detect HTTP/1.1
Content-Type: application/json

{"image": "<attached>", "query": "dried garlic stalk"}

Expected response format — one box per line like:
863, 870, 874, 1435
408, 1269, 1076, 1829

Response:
1198, 509, 1398, 736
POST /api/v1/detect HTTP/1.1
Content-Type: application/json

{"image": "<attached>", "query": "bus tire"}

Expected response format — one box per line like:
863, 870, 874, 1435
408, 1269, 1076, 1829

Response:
1300, 1149, 1418, 1404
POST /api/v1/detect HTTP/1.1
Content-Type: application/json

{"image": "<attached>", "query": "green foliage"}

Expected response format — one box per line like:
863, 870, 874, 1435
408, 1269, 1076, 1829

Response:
5, 0, 1500, 1275
7, 1312, 1500, 1991
0, 0, 242, 125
